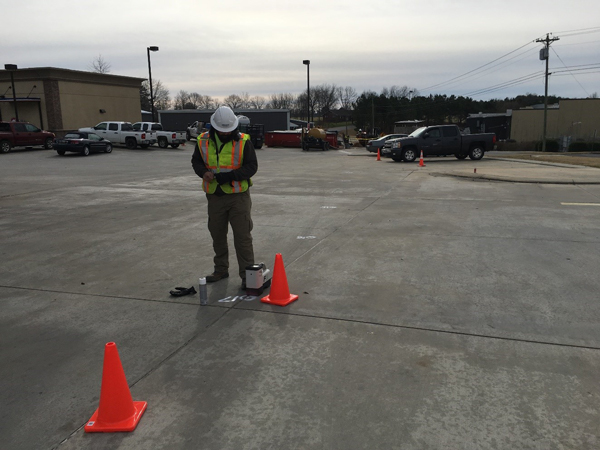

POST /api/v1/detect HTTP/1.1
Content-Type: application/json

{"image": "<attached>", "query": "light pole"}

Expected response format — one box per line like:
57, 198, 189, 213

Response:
147, 46, 159, 122
4, 64, 18, 121
303, 60, 310, 127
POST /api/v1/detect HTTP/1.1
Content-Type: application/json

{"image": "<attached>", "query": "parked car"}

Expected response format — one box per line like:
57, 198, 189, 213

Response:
54, 132, 113, 156
366, 134, 408, 153
132, 122, 186, 148
0, 121, 55, 153
78, 121, 156, 149
381, 125, 496, 162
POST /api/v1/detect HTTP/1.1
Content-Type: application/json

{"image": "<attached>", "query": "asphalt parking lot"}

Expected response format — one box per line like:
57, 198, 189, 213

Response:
1, 145, 600, 449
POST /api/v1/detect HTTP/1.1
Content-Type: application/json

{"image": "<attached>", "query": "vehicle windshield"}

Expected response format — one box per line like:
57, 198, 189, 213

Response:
409, 127, 427, 138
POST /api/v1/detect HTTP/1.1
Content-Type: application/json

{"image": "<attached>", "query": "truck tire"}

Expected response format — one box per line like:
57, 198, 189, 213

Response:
1, 140, 10, 153
455, 153, 468, 160
171, 143, 180, 148
158, 137, 168, 148
402, 148, 417, 162
126, 138, 137, 149
322, 141, 329, 151
469, 145, 484, 160
44, 137, 54, 149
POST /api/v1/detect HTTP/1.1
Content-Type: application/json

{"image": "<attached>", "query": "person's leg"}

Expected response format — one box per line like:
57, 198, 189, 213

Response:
229, 191, 254, 279
206, 194, 230, 273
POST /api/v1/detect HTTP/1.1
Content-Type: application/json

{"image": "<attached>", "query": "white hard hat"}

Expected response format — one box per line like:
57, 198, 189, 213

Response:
210, 106, 239, 132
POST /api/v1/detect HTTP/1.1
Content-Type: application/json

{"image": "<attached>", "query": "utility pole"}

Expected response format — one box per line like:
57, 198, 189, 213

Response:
371, 98, 375, 136
536, 33, 559, 152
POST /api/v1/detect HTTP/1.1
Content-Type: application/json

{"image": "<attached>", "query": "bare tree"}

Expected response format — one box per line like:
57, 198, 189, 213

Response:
312, 84, 338, 118
249, 95, 266, 109
90, 54, 111, 74
189, 92, 203, 108
197, 95, 215, 109
268, 93, 296, 109
337, 86, 358, 110
140, 79, 170, 111
173, 90, 190, 110
239, 92, 251, 108
387, 85, 411, 99
224, 94, 244, 109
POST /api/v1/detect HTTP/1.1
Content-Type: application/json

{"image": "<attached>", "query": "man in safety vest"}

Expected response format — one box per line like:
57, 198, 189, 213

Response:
191, 106, 258, 290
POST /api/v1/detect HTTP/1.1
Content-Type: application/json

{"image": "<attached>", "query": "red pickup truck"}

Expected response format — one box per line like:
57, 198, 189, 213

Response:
0, 121, 56, 153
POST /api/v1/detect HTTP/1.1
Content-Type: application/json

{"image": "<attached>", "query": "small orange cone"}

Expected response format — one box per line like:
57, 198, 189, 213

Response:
85, 342, 147, 433
377, 148, 381, 161
261, 253, 299, 306
418, 149, 426, 167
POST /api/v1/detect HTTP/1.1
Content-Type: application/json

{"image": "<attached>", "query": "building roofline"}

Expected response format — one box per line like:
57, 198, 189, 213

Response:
0, 67, 145, 87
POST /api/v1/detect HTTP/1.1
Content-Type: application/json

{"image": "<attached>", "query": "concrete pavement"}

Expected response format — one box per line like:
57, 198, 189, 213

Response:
1, 145, 600, 449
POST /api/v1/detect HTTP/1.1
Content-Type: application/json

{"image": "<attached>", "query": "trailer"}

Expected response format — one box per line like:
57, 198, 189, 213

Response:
264, 129, 339, 149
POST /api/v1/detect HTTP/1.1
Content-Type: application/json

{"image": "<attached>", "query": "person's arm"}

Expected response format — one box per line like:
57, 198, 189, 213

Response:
191, 142, 208, 178
191, 142, 215, 183
214, 140, 258, 185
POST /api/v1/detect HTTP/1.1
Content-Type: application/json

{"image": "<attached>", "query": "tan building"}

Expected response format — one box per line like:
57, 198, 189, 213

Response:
511, 99, 600, 143
0, 67, 144, 134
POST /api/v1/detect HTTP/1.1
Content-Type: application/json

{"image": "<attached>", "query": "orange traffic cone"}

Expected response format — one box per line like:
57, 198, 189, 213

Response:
418, 149, 426, 167
377, 148, 381, 161
85, 342, 147, 433
261, 253, 299, 306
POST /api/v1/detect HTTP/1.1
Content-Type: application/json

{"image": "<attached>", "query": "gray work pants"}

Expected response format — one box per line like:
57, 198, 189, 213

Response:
206, 190, 254, 279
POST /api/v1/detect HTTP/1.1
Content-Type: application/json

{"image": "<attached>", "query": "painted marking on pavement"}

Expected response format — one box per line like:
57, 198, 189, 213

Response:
561, 202, 600, 206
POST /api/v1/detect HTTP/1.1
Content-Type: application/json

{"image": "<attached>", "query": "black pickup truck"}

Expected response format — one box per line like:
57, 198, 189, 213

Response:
381, 125, 496, 162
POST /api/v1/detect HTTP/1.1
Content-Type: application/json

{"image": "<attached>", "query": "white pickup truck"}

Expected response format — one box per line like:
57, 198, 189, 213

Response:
78, 121, 157, 149
186, 121, 204, 141
133, 122, 186, 149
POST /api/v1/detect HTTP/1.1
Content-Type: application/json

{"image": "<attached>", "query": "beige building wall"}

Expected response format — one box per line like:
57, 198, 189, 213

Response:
511, 99, 600, 143
0, 67, 144, 134
59, 80, 142, 131
0, 79, 46, 126
559, 99, 600, 141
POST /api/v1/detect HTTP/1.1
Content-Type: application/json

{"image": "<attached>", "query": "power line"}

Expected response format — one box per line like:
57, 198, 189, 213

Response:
418, 40, 537, 92
550, 55, 600, 100
551, 26, 600, 34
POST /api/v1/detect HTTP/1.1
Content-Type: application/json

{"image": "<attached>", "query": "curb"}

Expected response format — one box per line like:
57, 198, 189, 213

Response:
432, 172, 600, 185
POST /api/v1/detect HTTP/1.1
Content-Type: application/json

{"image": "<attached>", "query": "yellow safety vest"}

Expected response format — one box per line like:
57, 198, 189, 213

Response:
197, 132, 251, 194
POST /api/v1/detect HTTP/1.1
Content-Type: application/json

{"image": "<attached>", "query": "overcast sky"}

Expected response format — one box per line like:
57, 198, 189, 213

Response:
5, 0, 600, 103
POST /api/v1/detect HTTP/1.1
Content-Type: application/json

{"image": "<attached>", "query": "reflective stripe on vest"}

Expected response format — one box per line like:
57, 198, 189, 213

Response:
197, 132, 250, 194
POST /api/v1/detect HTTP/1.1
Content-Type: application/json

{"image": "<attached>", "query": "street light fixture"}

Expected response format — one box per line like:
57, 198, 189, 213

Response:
303, 60, 310, 128
4, 64, 18, 121
147, 46, 159, 122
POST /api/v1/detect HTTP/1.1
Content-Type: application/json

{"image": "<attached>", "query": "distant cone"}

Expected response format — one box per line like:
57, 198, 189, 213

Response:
261, 253, 299, 306
377, 148, 381, 161
85, 342, 147, 433
419, 149, 426, 167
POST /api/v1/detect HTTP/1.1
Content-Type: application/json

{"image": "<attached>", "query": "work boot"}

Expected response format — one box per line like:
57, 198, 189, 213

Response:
206, 271, 229, 283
